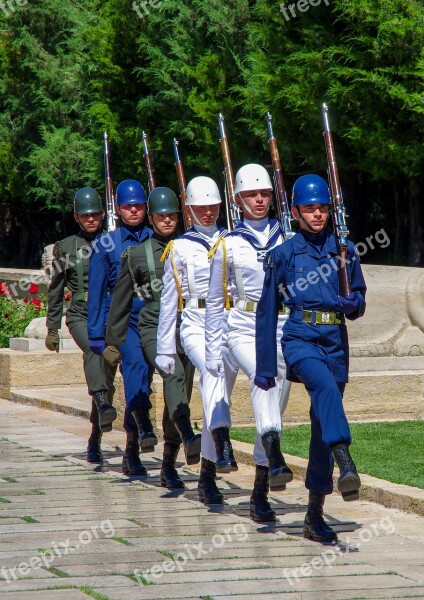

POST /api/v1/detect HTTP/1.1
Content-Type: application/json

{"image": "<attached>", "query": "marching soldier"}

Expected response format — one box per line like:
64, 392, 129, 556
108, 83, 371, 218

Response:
87, 179, 155, 476
255, 174, 366, 542
104, 187, 201, 489
45, 188, 116, 463
156, 176, 239, 505
206, 164, 293, 522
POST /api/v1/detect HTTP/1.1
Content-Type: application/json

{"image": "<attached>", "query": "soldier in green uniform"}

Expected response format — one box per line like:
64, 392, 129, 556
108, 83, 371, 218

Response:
104, 187, 201, 488
45, 187, 117, 463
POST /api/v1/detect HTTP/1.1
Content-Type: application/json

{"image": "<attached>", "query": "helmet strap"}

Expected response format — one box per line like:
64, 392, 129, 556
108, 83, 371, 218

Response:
236, 193, 269, 220
297, 207, 330, 233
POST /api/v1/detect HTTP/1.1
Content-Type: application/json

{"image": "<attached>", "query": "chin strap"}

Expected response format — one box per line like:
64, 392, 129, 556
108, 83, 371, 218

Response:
236, 193, 270, 220
297, 208, 329, 233
189, 206, 203, 227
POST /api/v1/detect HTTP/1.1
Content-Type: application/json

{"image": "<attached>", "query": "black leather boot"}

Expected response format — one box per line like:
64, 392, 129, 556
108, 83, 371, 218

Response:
86, 424, 103, 463
250, 465, 276, 523
211, 427, 237, 473
173, 415, 201, 465
131, 408, 158, 453
92, 390, 117, 433
198, 458, 224, 505
331, 443, 361, 501
122, 432, 147, 476
261, 431, 293, 490
160, 444, 185, 489
303, 491, 338, 543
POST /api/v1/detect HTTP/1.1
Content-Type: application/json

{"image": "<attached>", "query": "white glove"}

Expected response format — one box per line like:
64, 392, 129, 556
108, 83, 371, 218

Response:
205, 359, 225, 378
155, 354, 176, 374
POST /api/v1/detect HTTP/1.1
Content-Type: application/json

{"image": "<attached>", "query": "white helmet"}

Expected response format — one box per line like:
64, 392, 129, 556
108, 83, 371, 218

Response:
234, 164, 273, 194
186, 176, 222, 206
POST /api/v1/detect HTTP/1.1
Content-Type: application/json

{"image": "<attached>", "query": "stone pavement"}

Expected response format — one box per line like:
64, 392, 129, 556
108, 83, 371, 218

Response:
1, 399, 424, 600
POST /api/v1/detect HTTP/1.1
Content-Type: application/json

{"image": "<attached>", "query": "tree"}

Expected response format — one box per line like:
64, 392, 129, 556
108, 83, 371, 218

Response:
238, 0, 424, 264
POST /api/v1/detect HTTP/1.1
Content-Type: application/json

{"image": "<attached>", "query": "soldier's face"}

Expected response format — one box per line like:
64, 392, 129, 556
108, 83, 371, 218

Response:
117, 203, 146, 226
237, 189, 272, 220
74, 211, 104, 233
148, 213, 178, 237
292, 204, 329, 233
190, 204, 220, 227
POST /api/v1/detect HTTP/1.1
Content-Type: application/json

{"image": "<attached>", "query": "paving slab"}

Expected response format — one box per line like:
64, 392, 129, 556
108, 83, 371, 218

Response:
1, 398, 424, 600
0, 591, 88, 600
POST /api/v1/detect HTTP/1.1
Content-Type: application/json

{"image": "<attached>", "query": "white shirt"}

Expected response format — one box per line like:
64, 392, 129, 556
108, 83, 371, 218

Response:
157, 226, 222, 355
206, 218, 285, 360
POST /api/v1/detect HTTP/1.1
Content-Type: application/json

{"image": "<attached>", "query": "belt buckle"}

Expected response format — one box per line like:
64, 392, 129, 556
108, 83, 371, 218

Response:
321, 312, 331, 324
245, 300, 255, 312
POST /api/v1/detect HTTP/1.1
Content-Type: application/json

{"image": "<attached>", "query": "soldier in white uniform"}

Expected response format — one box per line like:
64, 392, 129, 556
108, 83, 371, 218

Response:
206, 164, 292, 522
156, 176, 238, 505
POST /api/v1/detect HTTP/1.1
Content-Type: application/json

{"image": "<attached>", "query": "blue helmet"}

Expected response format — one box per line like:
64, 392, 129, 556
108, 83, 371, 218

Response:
292, 175, 331, 206
115, 179, 147, 205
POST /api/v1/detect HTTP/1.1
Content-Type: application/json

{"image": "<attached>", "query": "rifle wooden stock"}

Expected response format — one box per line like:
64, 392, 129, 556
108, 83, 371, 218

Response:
218, 113, 240, 230
266, 112, 294, 239
322, 103, 351, 297
103, 131, 116, 232
142, 131, 156, 193
173, 139, 192, 231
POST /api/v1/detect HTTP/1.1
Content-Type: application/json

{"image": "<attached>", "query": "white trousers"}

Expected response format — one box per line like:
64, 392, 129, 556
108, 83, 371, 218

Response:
228, 321, 291, 466
181, 314, 238, 463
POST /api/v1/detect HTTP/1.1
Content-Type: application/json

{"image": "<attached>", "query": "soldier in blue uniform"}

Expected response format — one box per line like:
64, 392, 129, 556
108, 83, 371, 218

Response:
87, 179, 155, 476
255, 174, 366, 543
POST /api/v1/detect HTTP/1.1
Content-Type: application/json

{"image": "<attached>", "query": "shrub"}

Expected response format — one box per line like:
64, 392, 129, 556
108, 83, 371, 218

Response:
0, 283, 47, 348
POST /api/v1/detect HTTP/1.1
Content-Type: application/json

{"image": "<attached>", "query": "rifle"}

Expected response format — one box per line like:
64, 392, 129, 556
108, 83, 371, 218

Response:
266, 112, 294, 240
173, 139, 193, 231
142, 131, 156, 193
103, 131, 116, 232
218, 113, 241, 230
322, 103, 351, 297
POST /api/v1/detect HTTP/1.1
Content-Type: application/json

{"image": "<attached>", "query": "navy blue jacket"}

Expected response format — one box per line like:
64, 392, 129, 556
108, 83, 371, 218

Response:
87, 223, 152, 339
255, 229, 366, 383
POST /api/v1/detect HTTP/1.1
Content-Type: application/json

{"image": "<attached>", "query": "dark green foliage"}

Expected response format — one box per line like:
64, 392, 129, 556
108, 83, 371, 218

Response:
0, 0, 423, 264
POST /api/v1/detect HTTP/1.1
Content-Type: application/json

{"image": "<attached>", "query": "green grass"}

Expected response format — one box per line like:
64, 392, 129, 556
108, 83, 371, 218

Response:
45, 567, 69, 578
21, 515, 39, 523
79, 586, 113, 600
3, 476, 18, 483
231, 420, 424, 489
111, 536, 132, 546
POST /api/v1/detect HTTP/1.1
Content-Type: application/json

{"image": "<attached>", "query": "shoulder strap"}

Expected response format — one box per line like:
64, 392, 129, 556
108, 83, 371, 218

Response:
74, 238, 85, 294
144, 238, 161, 302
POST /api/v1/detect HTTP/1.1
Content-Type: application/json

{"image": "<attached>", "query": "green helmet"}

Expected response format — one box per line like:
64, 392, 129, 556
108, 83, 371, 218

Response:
73, 187, 103, 214
148, 187, 180, 215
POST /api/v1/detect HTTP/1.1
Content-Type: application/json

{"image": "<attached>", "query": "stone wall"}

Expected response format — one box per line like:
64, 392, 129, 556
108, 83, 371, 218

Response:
1, 264, 424, 425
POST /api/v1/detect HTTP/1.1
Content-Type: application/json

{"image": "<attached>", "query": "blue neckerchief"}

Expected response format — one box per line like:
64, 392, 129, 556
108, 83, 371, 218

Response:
180, 226, 228, 251
229, 219, 281, 262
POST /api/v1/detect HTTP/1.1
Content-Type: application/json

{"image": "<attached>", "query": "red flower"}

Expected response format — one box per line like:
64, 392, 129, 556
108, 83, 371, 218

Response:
64, 292, 72, 302
0, 282, 12, 296
23, 298, 29, 303
29, 283, 39, 295
30, 297, 41, 309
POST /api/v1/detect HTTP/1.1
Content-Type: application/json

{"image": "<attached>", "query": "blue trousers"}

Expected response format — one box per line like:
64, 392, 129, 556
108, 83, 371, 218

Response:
291, 357, 351, 495
118, 313, 152, 434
